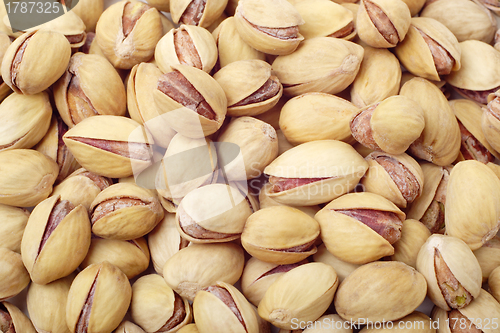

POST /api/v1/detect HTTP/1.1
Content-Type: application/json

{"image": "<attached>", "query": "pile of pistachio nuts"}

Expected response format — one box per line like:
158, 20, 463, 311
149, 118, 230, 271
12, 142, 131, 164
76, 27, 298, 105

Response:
2, 0, 500, 331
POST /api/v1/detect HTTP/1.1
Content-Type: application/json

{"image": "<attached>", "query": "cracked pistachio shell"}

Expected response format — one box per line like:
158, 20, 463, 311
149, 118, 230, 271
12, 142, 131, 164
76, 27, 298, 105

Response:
280, 93, 358, 145
80, 237, 150, 279
96, 0, 162, 69
131, 274, 192, 333
474, 237, 500, 283
27, 11, 87, 48
127, 62, 177, 148
400, 78, 461, 166
0, 248, 30, 301
194, 281, 259, 333
272, 38, 363, 97
335, 261, 426, 323
258, 263, 338, 330
114, 321, 146, 333
0, 91, 52, 152
445, 160, 500, 250
234, 0, 304, 56
66, 262, 132, 333
359, 312, 433, 333
420, 0, 496, 43
21, 195, 91, 284
176, 183, 253, 243
361, 152, 424, 208
27, 273, 75, 333
446, 40, 500, 93
315, 192, 405, 264
294, 0, 355, 40
153, 64, 227, 138
391, 219, 431, 269
212, 17, 266, 69
1, 302, 36, 333
357, 0, 411, 48
264, 140, 369, 206
155, 25, 217, 74
63, 115, 154, 178
416, 234, 482, 311
54, 53, 127, 128
72, 0, 104, 32
162, 243, 244, 301
395, 17, 461, 82
170, 0, 227, 28
241, 206, 320, 265
350, 46, 401, 108
0, 149, 58, 207
90, 182, 164, 240
1, 30, 71, 95
0, 204, 29, 253
258, 184, 320, 217
214, 60, 283, 117
313, 244, 360, 283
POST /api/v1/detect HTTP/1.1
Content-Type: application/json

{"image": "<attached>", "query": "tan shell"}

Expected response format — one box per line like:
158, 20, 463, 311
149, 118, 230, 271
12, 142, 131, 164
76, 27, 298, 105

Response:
1, 302, 36, 333
315, 192, 405, 264
0, 92, 52, 152
416, 234, 482, 311
71, 0, 104, 32
114, 321, 147, 333
489, 266, 500, 303
276, 130, 294, 156
258, 262, 338, 330
21, 195, 91, 284
25, 11, 87, 48
335, 261, 427, 323
0, 248, 30, 301
400, 77, 460, 166
445, 160, 500, 250
258, 184, 320, 217
170, 0, 227, 28
241, 206, 320, 264
312, 244, 361, 283
0, 149, 59, 207
474, 237, 500, 283
280, 93, 358, 145
0, 204, 29, 253
351, 46, 401, 108
401, 0, 425, 16
144, 0, 169, 12
254, 97, 285, 130
272, 37, 363, 97
359, 312, 434, 333
162, 242, 245, 301
300, 314, 353, 333
391, 219, 431, 269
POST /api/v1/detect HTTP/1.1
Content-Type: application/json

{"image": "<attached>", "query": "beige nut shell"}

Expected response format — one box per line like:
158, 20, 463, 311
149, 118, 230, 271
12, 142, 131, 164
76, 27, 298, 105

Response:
0, 248, 30, 301
2, 302, 36, 333
312, 244, 361, 283
170, 0, 227, 28
0, 204, 29, 253
391, 219, 431, 269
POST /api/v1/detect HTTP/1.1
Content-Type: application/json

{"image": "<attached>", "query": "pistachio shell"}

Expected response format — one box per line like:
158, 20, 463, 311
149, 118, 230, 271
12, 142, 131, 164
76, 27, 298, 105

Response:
114, 321, 147, 333
71, 0, 104, 32
258, 183, 320, 217
391, 219, 431, 269
0, 204, 29, 253
301, 314, 353, 333
474, 237, 500, 283
1, 302, 36, 333
170, 0, 227, 28
456, 290, 500, 333
27, 11, 87, 48
489, 266, 500, 303
312, 244, 361, 282
401, 0, 425, 16
0, 248, 30, 301
359, 312, 433, 333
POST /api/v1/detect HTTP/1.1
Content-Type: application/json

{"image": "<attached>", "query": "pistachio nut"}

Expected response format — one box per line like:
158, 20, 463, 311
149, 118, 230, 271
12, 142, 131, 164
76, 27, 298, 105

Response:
401, 0, 426, 16
127, 62, 177, 148
153, 64, 227, 138
149, 212, 190, 275
360, 312, 434, 333
131, 274, 192, 332
66, 262, 132, 333
214, 60, 283, 117
391, 219, 431, 269
280, 93, 358, 145
406, 163, 451, 234
27, 273, 75, 333
26, 11, 87, 48
51, 168, 112, 212
315, 192, 405, 264
170, 0, 227, 28
0, 149, 59, 207
350, 96, 425, 155
162, 242, 244, 301
80, 237, 150, 279
0, 91, 52, 152
155, 25, 217, 74
90, 182, 164, 240
0, 302, 36, 333
272, 37, 363, 97
0, 248, 30, 301
395, 17, 461, 82
258, 183, 320, 217
0, 204, 29, 253
241, 257, 308, 307
312, 244, 360, 283
400, 77, 461, 166
361, 152, 424, 208
258, 262, 338, 330
114, 321, 147, 333
489, 266, 500, 303
350, 46, 401, 108
416, 234, 482, 311
474, 236, 500, 283
63, 115, 154, 178
96, 0, 163, 69
420, 0, 496, 43
335, 261, 427, 323
1, 30, 71, 95
234, 0, 304, 56
21, 195, 91, 284
356, 0, 411, 48
212, 17, 266, 70
194, 281, 259, 333
482, 90, 500, 154
263, 140, 368, 206
71, 0, 104, 32
241, 206, 320, 264
445, 160, 500, 250
487, 161, 500, 180
54, 52, 127, 128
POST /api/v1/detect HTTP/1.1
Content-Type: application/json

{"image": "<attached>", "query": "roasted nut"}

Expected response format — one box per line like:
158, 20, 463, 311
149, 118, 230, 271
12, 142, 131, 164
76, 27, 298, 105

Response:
312, 244, 360, 283
170, 0, 228, 28
391, 219, 431, 269
0, 248, 30, 301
